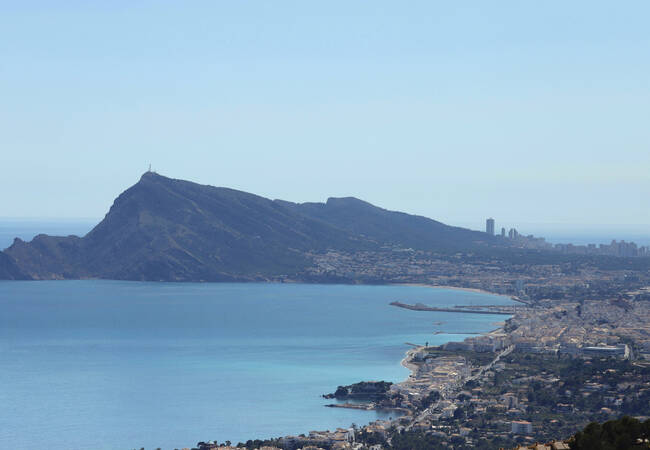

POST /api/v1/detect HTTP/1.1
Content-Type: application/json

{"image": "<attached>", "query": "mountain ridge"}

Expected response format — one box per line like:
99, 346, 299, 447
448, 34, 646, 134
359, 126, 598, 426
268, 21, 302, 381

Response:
2, 172, 501, 281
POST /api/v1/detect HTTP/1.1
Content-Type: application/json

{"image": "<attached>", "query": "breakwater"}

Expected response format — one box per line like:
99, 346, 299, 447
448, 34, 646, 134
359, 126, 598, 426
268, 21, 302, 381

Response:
390, 301, 518, 315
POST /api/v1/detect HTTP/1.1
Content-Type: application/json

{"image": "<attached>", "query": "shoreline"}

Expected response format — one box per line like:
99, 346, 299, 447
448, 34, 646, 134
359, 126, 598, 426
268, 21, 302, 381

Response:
393, 282, 526, 304
397, 325, 507, 383
400, 346, 421, 380
391, 287, 516, 417
392, 283, 515, 384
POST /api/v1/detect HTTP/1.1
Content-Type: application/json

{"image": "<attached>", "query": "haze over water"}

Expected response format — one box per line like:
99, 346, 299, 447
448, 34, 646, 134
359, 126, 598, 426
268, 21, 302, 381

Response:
0, 281, 511, 449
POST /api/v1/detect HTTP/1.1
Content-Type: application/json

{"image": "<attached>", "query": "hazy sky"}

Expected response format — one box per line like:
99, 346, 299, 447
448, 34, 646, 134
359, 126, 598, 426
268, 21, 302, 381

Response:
1, 1, 649, 228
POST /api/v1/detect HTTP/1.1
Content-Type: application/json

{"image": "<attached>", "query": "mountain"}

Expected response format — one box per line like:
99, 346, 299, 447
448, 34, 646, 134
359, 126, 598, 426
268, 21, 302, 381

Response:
0, 251, 31, 280
279, 196, 490, 251
1, 172, 500, 281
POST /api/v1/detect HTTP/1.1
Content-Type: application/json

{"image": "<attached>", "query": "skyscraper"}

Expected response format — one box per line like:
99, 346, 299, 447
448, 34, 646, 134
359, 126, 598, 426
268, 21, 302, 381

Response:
501, 227, 506, 237
486, 218, 495, 235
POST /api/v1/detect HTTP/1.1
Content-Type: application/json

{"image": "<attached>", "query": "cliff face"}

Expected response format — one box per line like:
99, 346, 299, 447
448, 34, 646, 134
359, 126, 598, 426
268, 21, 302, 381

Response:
0, 251, 32, 280
2, 172, 500, 281
4, 235, 84, 279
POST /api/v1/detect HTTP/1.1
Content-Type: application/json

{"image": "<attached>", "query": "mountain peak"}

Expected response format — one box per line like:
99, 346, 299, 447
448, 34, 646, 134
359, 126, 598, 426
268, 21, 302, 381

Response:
326, 196, 374, 208
139, 171, 168, 182
2, 173, 498, 281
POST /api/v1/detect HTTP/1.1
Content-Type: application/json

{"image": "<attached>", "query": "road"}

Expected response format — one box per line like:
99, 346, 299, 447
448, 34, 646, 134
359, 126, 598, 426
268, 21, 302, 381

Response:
408, 345, 515, 427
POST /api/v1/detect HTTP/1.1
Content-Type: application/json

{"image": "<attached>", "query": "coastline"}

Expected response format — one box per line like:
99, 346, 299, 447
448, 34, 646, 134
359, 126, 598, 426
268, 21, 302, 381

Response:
323, 285, 514, 427
397, 326, 507, 384
391, 285, 516, 414
400, 346, 421, 380
394, 282, 525, 304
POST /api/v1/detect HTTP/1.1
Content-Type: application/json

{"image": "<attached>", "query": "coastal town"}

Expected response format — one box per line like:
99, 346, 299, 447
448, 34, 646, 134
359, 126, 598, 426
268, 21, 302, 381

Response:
185, 276, 650, 450
177, 224, 650, 450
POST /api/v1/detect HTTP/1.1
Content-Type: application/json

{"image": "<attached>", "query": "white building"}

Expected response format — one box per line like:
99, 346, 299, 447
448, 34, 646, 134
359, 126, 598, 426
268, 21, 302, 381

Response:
511, 420, 533, 434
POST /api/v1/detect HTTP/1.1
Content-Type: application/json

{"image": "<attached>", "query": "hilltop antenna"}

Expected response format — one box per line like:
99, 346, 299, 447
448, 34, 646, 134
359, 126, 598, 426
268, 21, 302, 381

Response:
148, 163, 152, 173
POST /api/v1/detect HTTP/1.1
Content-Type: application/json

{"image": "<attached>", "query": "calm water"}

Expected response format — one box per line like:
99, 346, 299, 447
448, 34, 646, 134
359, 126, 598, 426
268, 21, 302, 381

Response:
0, 281, 511, 449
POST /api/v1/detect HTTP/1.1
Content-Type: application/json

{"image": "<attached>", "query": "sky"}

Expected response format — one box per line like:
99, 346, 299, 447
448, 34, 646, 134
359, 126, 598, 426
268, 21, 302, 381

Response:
1, 1, 649, 230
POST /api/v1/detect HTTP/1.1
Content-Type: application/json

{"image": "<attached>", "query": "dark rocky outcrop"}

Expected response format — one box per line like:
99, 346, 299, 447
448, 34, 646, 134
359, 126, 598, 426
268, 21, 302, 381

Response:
323, 381, 394, 400
1, 172, 502, 281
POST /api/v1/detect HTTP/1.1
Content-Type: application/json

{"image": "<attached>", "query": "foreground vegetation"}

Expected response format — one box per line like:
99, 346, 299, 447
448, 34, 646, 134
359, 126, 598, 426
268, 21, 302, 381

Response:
570, 416, 650, 450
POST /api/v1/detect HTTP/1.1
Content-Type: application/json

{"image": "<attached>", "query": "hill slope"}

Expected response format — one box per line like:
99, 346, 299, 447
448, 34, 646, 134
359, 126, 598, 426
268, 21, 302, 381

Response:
2, 172, 500, 281
0, 251, 31, 280
279, 196, 491, 251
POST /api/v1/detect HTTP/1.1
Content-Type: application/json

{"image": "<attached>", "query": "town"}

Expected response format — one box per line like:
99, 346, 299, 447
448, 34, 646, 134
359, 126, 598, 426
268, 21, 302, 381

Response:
237, 305, 646, 449
189, 303, 649, 449
187, 243, 650, 450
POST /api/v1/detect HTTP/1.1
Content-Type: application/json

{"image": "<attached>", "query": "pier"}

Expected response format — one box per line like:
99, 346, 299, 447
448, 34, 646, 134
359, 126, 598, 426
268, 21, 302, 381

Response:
390, 301, 520, 315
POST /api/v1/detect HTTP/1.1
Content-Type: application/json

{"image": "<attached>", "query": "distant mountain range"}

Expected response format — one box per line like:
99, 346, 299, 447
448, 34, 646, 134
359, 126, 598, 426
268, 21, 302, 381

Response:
1, 172, 504, 281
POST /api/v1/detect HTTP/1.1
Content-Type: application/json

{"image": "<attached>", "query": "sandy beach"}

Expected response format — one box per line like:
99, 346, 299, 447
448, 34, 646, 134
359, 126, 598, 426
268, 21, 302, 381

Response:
394, 288, 515, 392
394, 282, 523, 303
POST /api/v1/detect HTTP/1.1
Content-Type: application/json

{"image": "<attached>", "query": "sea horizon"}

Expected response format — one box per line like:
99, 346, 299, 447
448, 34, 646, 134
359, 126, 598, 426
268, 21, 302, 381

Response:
3, 219, 649, 252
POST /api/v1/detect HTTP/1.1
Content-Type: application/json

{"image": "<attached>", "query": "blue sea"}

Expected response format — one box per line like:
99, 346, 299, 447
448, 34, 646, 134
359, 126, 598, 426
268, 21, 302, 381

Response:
0, 280, 511, 450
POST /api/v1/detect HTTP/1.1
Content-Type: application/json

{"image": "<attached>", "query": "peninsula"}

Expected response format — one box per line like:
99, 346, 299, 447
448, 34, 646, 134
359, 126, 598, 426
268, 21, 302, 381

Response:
4, 172, 649, 291
0, 171, 510, 281
3, 172, 650, 449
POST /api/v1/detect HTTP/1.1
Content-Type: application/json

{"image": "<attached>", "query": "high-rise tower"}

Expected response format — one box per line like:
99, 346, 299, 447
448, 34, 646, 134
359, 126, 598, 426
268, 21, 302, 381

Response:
486, 218, 495, 236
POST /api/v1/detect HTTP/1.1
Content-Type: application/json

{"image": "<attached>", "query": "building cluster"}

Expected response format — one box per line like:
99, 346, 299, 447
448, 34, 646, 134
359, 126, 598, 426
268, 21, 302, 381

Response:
307, 246, 650, 308
206, 239, 650, 450
554, 239, 649, 257
196, 292, 650, 449
506, 297, 650, 359
278, 428, 356, 450
485, 217, 650, 257
195, 427, 357, 450
443, 332, 510, 353
349, 293, 648, 448
512, 440, 570, 450
386, 338, 650, 448
485, 217, 549, 248
307, 248, 538, 292
395, 353, 470, 405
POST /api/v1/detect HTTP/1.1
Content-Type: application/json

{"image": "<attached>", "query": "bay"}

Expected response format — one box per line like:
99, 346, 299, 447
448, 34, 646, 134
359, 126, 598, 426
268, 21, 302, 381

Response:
0, 281, 511, 449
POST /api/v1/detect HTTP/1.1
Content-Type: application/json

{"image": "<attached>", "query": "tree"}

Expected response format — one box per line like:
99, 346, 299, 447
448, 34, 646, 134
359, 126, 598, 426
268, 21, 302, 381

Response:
570, 416, 650, 450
